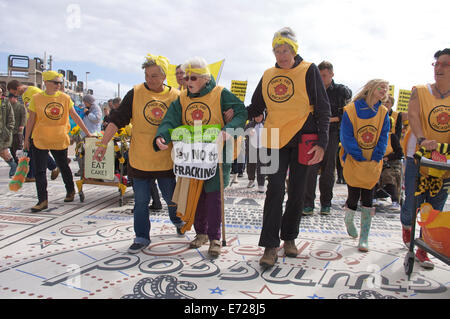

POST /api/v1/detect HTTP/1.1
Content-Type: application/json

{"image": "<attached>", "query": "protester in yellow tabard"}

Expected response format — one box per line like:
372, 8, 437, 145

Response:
93, 54, 185, 254
400, 48, 450, 269
7, 80, 60, 182
246, 27, 331, 268
24, 71, 91, 212
340, 79, 390, 252
155, 56, 247, 258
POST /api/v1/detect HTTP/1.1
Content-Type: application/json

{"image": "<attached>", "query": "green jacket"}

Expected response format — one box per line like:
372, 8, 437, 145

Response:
155, 77, 247, 192
0, 97, 15, 148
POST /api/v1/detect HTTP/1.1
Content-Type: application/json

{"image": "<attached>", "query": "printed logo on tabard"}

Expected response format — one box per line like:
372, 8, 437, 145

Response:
357, 125, 378, 150
267, 76, 295, 103
44, 102, 64, 120
184, 102, 211, 126
143, 100, 168, 126
428, 105, 449, 133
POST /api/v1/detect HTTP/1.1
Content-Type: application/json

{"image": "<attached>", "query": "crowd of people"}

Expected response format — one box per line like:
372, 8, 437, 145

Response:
1, 27, 448, 270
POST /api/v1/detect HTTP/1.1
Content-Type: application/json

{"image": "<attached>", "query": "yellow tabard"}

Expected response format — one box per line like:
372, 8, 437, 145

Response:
417, 84, 450, 178
129, 84, 180, 171
342, 102, 388, 189
417, 84, 450, 144
179, 86, 244, 160
384, 133, 393, 157
179, 86, 225, 127
22, 86, 43, 108
261, 61, 313, 149
22, 86, 43, 120
31, 92, 72, 150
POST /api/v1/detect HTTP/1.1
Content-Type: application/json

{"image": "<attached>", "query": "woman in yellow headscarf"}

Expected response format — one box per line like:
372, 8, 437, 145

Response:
246, 27, 331, 268
24, 71, 92, 212
93, 54, 184, 254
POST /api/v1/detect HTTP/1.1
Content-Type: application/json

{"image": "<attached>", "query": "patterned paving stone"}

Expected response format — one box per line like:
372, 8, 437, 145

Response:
0, 161, 449, 300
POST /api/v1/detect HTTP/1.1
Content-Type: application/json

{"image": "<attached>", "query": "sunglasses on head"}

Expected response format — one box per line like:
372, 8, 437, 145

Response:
184, 75, 198, 82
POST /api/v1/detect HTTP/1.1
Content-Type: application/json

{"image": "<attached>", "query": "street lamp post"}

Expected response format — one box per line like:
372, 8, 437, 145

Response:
85, 71, 90, 94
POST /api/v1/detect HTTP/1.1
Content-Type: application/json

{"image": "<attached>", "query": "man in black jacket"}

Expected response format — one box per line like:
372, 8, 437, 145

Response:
303, 61, 352, 215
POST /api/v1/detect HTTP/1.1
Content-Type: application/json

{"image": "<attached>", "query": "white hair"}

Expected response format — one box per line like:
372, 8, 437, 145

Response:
272, 27, 297, 53
181, 57, 211, 80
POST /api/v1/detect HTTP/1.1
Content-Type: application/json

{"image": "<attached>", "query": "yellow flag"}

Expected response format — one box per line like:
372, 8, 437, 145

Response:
166, 60, 225, 88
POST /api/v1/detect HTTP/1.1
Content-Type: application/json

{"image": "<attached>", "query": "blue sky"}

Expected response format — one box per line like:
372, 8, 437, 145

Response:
0, 0, 448, 106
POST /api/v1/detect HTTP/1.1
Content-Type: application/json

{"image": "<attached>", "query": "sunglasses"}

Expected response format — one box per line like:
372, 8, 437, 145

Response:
432, 62, 450, 68
184, 75, 198, 82
49, 81, 62, 85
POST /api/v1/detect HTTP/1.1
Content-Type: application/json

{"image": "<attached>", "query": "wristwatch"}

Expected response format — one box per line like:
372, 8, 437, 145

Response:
417, 137, 426, 145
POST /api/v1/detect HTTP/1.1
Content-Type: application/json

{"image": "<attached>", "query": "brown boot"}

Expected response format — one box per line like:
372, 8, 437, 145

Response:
283, 240, 298, 257
64, 191, 76, 202
189, 234, 208, 249
50, 168, 60, 180
31, 200, 48, 212
259, 247, 278, 268
208, 240, 221, 258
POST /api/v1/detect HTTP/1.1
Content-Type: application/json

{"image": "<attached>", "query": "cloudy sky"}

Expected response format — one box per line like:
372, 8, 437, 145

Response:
0, 0, 448, 107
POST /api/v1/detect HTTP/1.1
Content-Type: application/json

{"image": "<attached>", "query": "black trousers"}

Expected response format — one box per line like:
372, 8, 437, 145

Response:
304, 130, 339, 208
32, 142, 74, 203
346, 185, 374, 210
258, 142, 310, 248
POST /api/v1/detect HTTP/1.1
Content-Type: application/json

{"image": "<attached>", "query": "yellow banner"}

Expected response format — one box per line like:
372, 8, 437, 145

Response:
397, 89, 411, 112
230, 80, 248, 102
166, 60, 225, 89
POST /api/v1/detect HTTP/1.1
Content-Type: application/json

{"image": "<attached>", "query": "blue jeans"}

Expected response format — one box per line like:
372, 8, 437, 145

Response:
401, 157, 449, 227
132, 177, 182, 245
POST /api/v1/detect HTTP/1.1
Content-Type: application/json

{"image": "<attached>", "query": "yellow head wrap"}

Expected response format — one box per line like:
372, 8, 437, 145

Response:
145, 54, 169, 76
184, 64, 210, 76
43, 70, 64, 82
272, 33, 299, 54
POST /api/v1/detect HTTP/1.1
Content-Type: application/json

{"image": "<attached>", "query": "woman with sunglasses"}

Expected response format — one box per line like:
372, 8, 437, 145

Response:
246, 27, 331, 268
93, 54, 186, 254
24, 71, 92, 212
155, 56, 247, 258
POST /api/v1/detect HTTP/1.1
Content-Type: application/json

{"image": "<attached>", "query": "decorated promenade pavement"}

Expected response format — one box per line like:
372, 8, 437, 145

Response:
0, 159, 449, 301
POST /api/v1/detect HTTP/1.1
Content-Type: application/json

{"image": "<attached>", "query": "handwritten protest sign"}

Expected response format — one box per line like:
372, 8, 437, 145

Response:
84, 138, 114, 180
170, 124, 221, 180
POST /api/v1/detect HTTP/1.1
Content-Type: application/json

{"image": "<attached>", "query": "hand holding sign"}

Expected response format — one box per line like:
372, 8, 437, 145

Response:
93, 144, 107, 162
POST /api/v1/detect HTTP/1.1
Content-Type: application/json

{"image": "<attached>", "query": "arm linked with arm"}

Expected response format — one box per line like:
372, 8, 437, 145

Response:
154, 98, 183, 151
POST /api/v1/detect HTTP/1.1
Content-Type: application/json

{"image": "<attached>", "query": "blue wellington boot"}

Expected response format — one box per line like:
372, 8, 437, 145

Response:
344, 206, 358, 238
358, 206, 375, 252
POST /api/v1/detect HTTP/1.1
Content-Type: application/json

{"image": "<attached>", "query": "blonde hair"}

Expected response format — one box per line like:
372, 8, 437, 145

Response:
353, 79, 389, 105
